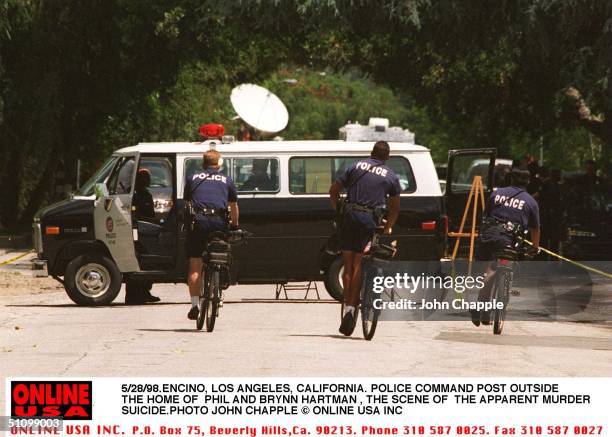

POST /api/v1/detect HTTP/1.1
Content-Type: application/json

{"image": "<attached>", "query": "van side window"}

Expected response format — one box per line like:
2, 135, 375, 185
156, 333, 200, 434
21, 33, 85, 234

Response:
184, 158, 229, 178
289, 156, 416, 194
234, 158, 279, 193
108, 156, 136, 195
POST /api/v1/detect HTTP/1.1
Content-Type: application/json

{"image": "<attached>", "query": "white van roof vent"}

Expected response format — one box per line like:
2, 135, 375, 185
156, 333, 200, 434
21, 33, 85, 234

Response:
339, 117, 415, 143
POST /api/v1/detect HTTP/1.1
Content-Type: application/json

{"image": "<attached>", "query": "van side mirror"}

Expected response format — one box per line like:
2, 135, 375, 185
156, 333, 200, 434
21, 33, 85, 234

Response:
94, 183, 109, 199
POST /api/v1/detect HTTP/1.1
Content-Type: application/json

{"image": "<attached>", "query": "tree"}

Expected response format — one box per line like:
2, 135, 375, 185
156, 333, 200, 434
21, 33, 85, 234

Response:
2, 0, 610, 226
0, 0, 199, 225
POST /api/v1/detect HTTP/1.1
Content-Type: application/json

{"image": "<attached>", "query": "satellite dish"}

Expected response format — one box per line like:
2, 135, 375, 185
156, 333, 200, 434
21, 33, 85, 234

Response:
231, 84, 289, 135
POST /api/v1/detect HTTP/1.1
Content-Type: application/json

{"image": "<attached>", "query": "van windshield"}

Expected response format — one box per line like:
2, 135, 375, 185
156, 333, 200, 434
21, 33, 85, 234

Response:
77, 157, 119, 196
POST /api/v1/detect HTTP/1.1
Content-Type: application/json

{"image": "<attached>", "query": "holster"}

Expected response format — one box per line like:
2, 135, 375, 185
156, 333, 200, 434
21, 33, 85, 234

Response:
334, 198, 347, 229
185, 201, 197, 232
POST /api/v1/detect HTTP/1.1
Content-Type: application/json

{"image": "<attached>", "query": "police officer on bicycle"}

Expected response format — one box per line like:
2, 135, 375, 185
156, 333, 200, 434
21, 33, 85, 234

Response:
184, 149, 239, 320
473, 170, 540, 326
329, 141, 401, 336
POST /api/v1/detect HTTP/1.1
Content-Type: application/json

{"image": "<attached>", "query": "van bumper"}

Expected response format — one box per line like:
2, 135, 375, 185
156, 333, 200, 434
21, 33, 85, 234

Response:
32, 258, 48, 277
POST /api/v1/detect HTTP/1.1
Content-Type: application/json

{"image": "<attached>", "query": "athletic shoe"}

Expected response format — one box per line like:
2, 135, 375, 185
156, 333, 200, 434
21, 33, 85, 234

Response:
481, 311, 491, 325
187, 306, 199, 320
470, 310, 481, 327
339, 312, 355, 336
143, 291, 161, 303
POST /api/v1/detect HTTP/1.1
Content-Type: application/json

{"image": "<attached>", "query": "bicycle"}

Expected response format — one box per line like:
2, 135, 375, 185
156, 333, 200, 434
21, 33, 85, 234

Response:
196, 229, 251, 332
488, 225, 531, 335
358, 231, 397, 340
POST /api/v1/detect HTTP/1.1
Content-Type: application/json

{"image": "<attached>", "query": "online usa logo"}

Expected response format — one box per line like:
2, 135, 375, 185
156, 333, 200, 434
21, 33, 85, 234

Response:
11, 381, 93, 420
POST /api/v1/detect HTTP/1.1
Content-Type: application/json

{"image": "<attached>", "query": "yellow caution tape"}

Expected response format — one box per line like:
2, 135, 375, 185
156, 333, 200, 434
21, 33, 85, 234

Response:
522, 240, 612, 280
0, 249, 35, 266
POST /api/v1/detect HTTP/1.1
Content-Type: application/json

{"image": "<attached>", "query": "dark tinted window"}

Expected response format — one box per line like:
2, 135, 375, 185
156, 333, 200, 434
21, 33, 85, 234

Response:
450, 156, 492, 193
184, 158, 229, 178
234, 158, 279, 193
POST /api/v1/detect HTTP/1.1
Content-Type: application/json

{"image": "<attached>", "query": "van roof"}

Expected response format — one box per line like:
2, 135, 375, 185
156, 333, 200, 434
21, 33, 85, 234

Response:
116, 140, 429, 155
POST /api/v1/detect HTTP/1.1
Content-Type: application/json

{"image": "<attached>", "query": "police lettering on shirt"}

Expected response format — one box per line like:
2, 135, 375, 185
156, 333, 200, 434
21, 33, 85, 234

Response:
185, 168, 238, 211
487, 186, 540, 229
493, 194, 526, 210
338, 158, 401, 208
355, 161, 389, 178
192, 172, 228, 183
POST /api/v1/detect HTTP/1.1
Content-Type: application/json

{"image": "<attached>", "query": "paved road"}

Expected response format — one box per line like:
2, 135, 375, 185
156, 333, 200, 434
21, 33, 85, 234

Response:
2, 272, 611, 394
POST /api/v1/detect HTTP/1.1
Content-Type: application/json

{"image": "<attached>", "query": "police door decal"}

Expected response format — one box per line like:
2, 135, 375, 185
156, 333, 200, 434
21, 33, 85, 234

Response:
93, 155, 140, 272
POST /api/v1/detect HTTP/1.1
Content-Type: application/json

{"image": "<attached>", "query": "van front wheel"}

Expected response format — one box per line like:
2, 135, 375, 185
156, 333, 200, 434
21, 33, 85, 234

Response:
64, 254, 122, 306
324, 256, 344, 302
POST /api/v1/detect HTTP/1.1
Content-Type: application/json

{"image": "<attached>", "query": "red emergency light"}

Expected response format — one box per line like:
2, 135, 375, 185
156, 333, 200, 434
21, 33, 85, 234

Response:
199, 123, 225, 139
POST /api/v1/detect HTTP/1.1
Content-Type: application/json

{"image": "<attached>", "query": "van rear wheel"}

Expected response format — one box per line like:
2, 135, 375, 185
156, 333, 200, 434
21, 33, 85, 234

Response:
64, 254, 122, 306
324, 257, 344, 302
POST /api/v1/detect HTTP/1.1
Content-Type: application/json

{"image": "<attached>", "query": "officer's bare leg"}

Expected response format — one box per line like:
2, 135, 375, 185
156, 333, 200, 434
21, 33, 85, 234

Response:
348, 253, 364, 308
188, 257, 204, 298
341, 251, 354, 306
477, 264, 496, 303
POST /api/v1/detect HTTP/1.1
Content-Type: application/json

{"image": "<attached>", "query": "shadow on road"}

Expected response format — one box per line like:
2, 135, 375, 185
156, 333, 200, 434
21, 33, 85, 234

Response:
5, 302, 186, 308
436, 331, 612, 350
137, 328, 203, 333
239, 299, 337, 304
5, 299, 336, 308
287, 334, 363, 341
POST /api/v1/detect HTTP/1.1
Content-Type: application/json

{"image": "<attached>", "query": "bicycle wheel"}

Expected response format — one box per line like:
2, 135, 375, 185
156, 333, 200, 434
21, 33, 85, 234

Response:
196, 268, 208, 331
206, 270, 220, 332
361, 272, 379, 341
493, 271, 511, 335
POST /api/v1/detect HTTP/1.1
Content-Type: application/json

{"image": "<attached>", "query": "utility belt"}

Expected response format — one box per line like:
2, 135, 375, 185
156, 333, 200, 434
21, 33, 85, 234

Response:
185, 201, 227, 232
482, 217, 522, 233
195, 207, 227, 218
344, 202, 376, 214
480, 216, 525, 250
336, 200, 386, 226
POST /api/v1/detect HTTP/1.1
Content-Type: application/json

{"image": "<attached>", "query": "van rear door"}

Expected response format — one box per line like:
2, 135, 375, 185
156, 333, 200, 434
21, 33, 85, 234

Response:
445, 148, 496, 255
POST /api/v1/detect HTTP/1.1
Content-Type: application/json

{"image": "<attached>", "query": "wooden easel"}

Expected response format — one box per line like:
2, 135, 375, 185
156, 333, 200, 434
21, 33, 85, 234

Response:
448, 176, 486, 262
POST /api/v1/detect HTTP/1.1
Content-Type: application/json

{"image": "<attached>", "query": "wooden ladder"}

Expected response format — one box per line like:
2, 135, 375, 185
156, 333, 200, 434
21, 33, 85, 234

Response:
448, 176, 486, 262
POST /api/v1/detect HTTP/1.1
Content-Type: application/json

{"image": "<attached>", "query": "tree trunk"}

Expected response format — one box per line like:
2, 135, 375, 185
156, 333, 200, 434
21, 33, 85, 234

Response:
563, 86, 612, 147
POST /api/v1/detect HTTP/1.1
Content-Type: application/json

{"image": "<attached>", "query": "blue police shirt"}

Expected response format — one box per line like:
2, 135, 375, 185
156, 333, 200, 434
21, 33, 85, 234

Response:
184, 167, 238, 211
337, 158, 401, 208
487, 186, 540, 229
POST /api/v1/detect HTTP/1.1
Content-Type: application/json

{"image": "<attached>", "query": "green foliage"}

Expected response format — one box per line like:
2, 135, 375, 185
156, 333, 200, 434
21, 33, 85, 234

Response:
1, 0, 610, 226
262, 67, 411, 140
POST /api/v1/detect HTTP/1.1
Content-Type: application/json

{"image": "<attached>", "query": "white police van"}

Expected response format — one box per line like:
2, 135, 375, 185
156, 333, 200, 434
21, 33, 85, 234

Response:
33, 119, 495, 305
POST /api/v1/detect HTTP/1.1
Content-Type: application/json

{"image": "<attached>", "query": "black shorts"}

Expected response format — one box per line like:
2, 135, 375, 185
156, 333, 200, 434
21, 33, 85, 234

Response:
185, 217, 227, 258
477, 222, 513, 262
338, 211, 376, 253
477, 241, 498, 262
477, 238, 513, 272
